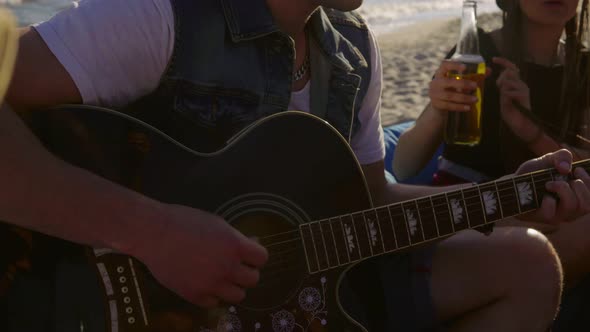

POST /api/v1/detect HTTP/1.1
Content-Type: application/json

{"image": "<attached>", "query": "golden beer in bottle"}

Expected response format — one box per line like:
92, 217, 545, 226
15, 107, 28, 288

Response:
0, 8, 18, 103
444, 1, 485, 146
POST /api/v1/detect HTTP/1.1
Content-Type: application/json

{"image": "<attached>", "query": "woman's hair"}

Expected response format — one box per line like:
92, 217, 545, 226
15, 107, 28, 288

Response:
501, 0, 590, 145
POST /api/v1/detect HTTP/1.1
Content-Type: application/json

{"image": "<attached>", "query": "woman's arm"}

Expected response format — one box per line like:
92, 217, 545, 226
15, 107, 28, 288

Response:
393, 60, 479, 180
393, 103, 445, 180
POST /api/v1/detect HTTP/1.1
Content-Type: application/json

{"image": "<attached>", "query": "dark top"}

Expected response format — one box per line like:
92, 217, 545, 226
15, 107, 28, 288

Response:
442, 30, 566, 177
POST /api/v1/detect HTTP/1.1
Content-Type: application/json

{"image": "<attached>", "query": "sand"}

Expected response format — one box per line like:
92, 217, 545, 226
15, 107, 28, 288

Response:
378, 12, 502, 126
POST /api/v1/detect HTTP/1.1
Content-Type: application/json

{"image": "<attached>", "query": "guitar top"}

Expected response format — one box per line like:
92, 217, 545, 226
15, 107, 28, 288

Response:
2, 105, 588, 332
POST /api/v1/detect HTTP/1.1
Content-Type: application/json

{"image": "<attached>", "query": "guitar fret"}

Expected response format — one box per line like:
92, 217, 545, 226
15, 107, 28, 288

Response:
299, 223, 319, 273
445, 191, 467, 232
309, 221, 329, 271
444, 192, 457, 233
531, 172, 552, 207
431, 193, 454, 237
332, 218, 352, 264
340, 215, 362, 261
514, 175, 537, 213
530, 173, 539, 207
495, 179, 520, 218
414, 200, 427, 242
361, 213, 374, 256
364, 210, 385, 255
429, 196, 441, 237
351, 213, 372, 258
416, 198, 438, 241
377, 206, 398, 251
478, 183, 502, 222
460, 189, 472, 228
493, 181, 505, 219
462, 186, 486, 229
319, 220, 339, 268
388, 205, 410, 248
475, 184, 489, 224
401, 203, 423, 244
512, 178, 522, 214
327, 219, 342, 266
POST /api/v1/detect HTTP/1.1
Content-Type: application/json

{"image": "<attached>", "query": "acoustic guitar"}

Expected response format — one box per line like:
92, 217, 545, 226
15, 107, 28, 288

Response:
1, 105, 584, 332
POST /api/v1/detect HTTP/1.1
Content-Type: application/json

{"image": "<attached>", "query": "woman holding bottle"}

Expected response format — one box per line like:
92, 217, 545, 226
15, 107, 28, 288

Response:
393, 0, 589, 184
393, 0, 590, 329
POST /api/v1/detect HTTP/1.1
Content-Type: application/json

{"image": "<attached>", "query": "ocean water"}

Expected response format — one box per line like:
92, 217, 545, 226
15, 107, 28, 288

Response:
1, 0, 500, 34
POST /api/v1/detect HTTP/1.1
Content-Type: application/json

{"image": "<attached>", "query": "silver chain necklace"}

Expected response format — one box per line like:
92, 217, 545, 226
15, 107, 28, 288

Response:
293, 54, 310, 81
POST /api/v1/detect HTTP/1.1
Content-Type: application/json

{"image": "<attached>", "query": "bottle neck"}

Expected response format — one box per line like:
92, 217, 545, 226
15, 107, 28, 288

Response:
456, 2, 479, 56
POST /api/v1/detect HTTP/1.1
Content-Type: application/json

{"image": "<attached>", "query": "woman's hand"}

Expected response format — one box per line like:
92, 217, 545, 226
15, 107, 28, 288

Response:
429, 60, 480, 115
494, 57, 541, 144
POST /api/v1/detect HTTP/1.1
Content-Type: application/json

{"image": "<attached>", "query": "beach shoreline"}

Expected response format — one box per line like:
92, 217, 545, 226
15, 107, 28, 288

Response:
377, 12, 502, 126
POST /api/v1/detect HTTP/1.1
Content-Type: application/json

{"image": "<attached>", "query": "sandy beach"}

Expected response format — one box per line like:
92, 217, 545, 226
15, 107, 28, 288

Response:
378, 12, 502, 126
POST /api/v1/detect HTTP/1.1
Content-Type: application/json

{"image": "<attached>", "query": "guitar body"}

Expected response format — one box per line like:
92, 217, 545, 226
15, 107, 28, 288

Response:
23, 106, 375, 332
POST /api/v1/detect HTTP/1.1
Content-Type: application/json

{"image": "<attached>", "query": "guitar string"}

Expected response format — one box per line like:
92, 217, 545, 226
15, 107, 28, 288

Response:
261, 176, 558, 270
255, 166, 569, 244
259, 174, 563, 274
261, 166, 588, 280
260, 172, 557, 249
257, 164, 582, 275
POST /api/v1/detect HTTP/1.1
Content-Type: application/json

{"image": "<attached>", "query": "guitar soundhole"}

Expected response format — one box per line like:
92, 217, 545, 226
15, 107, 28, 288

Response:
231, 210, 308, 310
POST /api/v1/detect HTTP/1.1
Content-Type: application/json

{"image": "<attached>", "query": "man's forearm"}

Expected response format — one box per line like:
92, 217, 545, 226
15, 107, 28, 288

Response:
0, 105, 165, 255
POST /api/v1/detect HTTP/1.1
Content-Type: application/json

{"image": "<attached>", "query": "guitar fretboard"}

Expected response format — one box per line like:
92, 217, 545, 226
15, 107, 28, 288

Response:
299, 159, 590, 274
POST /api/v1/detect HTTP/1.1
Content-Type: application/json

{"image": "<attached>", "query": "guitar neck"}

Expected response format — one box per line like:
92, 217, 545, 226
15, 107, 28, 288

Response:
299, 159, 590, 274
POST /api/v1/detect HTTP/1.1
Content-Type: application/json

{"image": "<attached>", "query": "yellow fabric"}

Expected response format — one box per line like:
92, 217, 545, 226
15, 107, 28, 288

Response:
0, 8, 17, 103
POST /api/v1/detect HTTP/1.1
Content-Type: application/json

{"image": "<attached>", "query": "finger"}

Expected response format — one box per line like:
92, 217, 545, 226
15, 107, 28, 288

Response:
437, 77, 478, 92
485, 67, 493, 78
497, 70, 521, 87
436, 90, 478, 104
496, 70, 508, 87
552, 150, 573, 174
546, 181, 578, 221
216, 284, 247, 304
432, 100, 473, 112
571, 179, 590, 214
493, 57, 519, 71
517, 149, 572, 175
239, 238, 269, 268
232, 264, 260, 288
537, 194, 558, 224
435, 60, 467, 78
574, 167, 590, 187
500, 79, 528, 92
501, 90, 529, 102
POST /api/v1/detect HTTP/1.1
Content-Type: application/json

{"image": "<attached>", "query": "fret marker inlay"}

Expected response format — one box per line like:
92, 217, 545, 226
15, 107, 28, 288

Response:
405, 209, 418, 236
516, 182, 533, 206
482, 191, 498, 215
450, 199, 464, 224
345, 224, 355, 254
368, 219, 378, 247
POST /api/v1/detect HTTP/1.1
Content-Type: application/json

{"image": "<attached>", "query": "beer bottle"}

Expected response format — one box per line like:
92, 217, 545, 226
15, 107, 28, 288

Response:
444, 0, 486, 146
0, 8, 17, 103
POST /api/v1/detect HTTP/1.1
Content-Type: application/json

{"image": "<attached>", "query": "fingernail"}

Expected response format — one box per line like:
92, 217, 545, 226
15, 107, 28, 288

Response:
464, 105, 471, 111
559, 161, 571, 171
472, 97, 478, 102
545, 181, 555, 190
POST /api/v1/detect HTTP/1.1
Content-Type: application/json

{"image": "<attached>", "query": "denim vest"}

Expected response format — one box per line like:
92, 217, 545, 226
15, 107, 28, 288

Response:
124, 0, 372, 153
